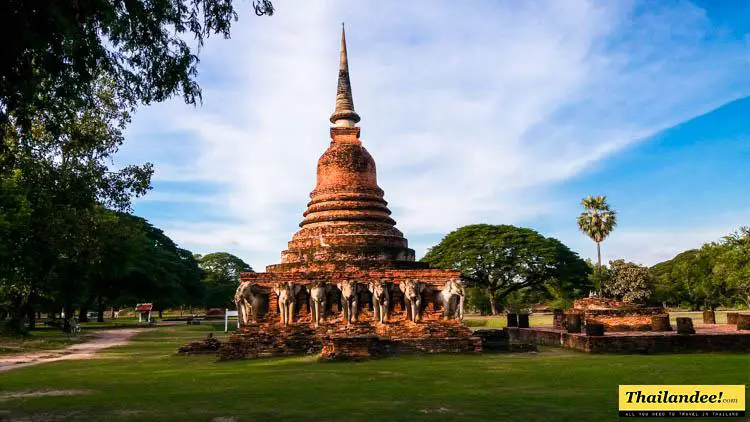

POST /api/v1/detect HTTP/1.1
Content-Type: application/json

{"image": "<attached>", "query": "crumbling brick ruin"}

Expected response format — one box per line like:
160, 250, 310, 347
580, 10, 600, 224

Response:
568, 297, 667, 332
224, 25, 475, 360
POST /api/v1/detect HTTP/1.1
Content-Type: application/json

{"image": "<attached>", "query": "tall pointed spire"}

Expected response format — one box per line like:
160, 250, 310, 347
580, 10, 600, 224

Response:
330, 23, 361, 127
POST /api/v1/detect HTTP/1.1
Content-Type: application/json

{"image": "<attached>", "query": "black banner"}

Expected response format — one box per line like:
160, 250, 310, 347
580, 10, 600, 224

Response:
619, 411, 745, 418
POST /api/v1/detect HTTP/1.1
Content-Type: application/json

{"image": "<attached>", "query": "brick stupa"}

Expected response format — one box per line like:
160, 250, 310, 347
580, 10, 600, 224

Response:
243, 25, 457, 287
227, 25, 476, 360
267, 26, 424, 273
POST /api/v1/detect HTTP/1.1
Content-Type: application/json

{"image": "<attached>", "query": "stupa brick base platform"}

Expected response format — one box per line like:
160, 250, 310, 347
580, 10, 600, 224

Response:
219, 318, 481, 361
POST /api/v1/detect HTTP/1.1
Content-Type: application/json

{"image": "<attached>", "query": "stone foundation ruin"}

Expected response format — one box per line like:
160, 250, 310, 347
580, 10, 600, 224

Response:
535, 298, 750, 353
565, 297, 668, 332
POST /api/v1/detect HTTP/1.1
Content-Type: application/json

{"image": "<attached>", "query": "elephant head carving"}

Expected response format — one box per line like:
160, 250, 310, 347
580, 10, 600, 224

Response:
307, 281, 330, 327
368, 280, 390, 324
234, 281, 265, 325
440, 278, 466, 321
273, 281, 302, 326
399, 279, 426, 322
337, 280, 360, 324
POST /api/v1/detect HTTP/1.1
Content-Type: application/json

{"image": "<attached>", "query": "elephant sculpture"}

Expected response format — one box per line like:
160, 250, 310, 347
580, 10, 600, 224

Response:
273, 281, 302, 326
234, 281, 265, 325
337, 280, 360, 324
368, 280, 390, 324
439, 278, 465, 320
307, 281, 330, 327
399, 279, 426, 322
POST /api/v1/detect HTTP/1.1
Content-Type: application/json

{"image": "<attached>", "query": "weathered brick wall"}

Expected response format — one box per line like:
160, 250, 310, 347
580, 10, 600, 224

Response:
241, 268, 461, 286
219, 323, 322, 360
564, 308, 666, 332
219, 318, 481, 360
319, 336, 482, 359
516, 328, 750, 354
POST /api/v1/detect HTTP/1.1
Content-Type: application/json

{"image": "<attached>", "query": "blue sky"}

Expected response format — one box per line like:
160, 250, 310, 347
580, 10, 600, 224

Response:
117, 0, 750, 270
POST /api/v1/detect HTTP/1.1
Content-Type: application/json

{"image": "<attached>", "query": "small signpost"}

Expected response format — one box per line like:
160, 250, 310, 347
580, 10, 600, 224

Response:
225, 309, 240, 332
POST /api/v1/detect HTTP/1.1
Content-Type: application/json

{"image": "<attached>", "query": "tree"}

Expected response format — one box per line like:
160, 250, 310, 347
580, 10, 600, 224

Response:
121, 216, 205, 317
1, 78, 152, 332
0, 0, 274, 154
650, 250, 701, 307
650, 227, 750, 311
198, 252, 253, 309
577, 195, 617, 295
715, 227, 750, 307
604, 259, 652, 303
650, 245, 731, 311
422, 224, 591, 315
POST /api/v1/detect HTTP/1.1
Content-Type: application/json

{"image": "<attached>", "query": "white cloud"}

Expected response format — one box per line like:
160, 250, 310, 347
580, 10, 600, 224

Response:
119, 0, 750, 269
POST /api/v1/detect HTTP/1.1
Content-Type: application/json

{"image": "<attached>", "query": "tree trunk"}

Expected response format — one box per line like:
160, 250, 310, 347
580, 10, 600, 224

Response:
4, 294, 30, 334
486, 288, 498, 315
63, 303, 74, 333
79, 306, 89, 323
110, 307, 116, 319
158, 309, 163, 319
596, 241, 602, 296
96, 295, 105, 322
26, 305, 36, 330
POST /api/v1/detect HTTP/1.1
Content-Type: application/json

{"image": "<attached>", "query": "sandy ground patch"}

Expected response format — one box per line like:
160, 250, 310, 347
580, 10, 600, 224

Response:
0, 329, 141, 373
0, 389, 93, 401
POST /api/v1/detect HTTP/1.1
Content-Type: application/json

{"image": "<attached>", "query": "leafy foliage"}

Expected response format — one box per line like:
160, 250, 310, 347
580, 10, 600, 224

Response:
604, 259, 652, 303
0, 0, 273, 330
651, 227, 750, 310
1, 78, 152, 332
197, 252, 252, 308
0, 0, 274, 150
715, 227, 750, 307
577, 195, 618, 244
422, 224, 591, 315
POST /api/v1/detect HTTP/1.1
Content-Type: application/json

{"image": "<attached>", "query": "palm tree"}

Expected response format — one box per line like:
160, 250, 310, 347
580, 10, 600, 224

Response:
577, 195, 617, 295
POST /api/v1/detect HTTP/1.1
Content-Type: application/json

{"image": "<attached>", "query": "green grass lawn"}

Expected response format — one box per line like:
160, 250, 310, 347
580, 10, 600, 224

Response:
1, 323, 748, 422
79, 318, 154, 329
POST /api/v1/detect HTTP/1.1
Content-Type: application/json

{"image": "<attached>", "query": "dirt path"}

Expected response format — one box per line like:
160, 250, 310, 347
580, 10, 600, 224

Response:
0, 329, 142, 373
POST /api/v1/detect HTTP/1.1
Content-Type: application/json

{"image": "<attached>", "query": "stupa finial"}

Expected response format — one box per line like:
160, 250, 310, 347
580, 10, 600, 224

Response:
330, 23, 361, 127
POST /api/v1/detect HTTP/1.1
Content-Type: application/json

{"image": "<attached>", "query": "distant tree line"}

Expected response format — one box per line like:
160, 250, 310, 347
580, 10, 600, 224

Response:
650, 227, 750, 310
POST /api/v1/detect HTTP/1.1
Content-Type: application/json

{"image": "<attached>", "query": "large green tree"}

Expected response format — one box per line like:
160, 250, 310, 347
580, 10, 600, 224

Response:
715, 227, 750, 307
198, 252, 252, 309
650, 250, 702, 307
0, 78, 152, 332
422, 224, 591, 315
121, 216, 205, 318
0, 0, 274, 154
577, 195, 617, 295
649, 229, 750, 311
